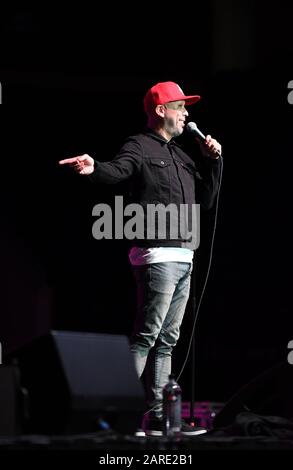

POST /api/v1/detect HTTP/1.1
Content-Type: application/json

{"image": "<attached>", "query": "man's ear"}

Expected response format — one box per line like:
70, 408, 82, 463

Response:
155, 104, 166, 118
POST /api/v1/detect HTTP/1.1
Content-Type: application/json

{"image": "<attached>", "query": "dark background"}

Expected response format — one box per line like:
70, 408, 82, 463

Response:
0, 2, 292, 404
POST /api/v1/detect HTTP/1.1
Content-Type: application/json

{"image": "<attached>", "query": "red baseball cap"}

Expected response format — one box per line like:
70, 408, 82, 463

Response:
144, 81, 201, 114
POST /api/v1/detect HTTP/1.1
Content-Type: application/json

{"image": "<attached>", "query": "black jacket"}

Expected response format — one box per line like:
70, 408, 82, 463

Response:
90, 129, 221, 249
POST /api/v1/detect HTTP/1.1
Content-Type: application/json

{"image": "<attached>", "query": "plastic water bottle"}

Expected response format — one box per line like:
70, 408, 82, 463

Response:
162, 374, 182, 437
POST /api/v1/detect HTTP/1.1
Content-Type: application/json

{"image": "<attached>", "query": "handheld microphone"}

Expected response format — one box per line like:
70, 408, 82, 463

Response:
186, 121, 206, 141
186, 121, 221, 157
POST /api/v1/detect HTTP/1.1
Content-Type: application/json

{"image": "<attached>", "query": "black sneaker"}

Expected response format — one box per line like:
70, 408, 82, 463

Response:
144, 418, 164, 437
145, 418, 207, 437
134, 428, 146, 437
181, 421, 207, 436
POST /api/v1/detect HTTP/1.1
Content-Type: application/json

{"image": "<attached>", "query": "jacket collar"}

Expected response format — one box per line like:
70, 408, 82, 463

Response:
143, 127, 181, 148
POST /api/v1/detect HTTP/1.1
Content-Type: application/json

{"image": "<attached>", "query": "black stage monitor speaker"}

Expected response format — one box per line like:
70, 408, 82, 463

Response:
213, 361, 293, 428
0, 365, 22, 436
13, 330, 145, 435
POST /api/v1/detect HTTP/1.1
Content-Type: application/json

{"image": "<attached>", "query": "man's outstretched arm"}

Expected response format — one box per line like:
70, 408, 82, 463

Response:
59, 139, 142, 184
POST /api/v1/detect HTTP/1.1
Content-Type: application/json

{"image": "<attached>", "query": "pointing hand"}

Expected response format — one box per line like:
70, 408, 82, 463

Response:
59, 154, 95, 175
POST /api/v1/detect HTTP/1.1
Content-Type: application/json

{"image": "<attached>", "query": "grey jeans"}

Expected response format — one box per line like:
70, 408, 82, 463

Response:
130, 261, 192, 419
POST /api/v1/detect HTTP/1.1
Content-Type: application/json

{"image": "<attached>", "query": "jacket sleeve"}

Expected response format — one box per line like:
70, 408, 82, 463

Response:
195, 157, 222, 210
88, 138, 143, 184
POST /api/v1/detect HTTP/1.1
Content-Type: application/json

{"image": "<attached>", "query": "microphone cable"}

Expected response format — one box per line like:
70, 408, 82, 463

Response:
143, 154, 223, 420
176, 154, 224, 382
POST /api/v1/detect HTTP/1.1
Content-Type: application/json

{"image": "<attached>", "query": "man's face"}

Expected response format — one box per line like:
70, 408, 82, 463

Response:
163, 100, 189, 137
